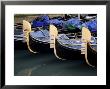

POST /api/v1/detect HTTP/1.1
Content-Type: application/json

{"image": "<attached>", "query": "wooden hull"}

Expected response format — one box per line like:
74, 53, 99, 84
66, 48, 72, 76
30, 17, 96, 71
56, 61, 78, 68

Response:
87, 43, 97, 67
29, 34, 53, 53
55, 39, 85, 60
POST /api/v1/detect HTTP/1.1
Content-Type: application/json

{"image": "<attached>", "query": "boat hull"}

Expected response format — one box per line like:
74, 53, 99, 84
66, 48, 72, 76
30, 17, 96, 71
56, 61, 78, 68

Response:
14, 40, 27, 50
29, 34, 53, 53
87, 43, 97, 67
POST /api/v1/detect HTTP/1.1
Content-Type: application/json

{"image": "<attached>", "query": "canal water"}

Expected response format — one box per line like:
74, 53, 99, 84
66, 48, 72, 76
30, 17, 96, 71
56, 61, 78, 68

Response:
14, 49, 97, 76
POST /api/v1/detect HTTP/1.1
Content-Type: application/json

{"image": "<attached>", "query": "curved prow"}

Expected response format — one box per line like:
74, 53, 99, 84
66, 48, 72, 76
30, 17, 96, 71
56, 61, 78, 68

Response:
82, 27, 91, 43
23, 20, 37, 53
82, 27, 95, 67
49, 25, 62, 59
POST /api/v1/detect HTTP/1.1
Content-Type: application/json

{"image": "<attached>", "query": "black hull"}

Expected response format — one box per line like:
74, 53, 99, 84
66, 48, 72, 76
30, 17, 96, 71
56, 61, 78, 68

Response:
87, 43, 97, 67
55, 39, 85, 60
14, 40, 27, 50
29, 35, 53, 53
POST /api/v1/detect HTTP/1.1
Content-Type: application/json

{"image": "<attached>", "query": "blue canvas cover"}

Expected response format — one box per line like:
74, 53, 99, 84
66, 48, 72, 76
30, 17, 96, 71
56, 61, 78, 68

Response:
30, 29, 50, 43
30, 30, 45, 38
40, 15, 50, 21
40, 29, 49, 37
31, 15, 50, 27
57, 34, 82, 50
82, 19, 97, 33
31, 15, 63, 28
32, 21, 44, 27
49, 19, 63, 26
57, 34, 97, 50
64, 18, 83, 30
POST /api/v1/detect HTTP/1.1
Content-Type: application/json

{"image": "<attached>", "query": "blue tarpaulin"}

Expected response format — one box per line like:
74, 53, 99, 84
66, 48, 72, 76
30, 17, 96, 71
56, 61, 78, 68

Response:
63, 18, 83, 30
49, 19, 63, 26
31, 15, 63, 28
32, 21, 44, 27
31, 15, 97, 33
40, 15, 50, 21
30, 29, 49, 38
31, 15, 50, 27
82, 19, 97, 33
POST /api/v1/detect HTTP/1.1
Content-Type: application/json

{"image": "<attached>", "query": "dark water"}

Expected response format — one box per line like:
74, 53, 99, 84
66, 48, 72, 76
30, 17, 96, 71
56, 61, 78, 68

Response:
14, 49, 97, 76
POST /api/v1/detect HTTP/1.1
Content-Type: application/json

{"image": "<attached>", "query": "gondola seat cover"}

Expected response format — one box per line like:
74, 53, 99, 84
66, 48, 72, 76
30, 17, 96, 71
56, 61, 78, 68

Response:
30, 29, 50, 43
57, 34, 97, 51
57, 34, 82, 50
30, 31, 45, 38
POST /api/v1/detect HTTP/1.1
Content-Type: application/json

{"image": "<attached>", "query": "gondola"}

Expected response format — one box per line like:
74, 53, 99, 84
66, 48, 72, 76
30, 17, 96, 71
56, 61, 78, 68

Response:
49, 25, 83, 60
55, 34, 97, 61
54, 34, 84, 60
29, 29, 53, 53
50, 25, 97, 67
23, 20, 53, 53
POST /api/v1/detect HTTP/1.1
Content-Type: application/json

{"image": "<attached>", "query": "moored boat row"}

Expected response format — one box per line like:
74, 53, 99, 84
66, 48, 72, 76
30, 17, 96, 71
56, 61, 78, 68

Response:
14, 14, 97, 67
